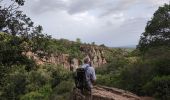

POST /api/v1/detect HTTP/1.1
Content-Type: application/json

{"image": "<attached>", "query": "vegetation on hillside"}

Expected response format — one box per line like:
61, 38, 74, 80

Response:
0, 1, 74, 99
96, 4, 170, 100
0, 0, 170, 100
0, 1, 110, 99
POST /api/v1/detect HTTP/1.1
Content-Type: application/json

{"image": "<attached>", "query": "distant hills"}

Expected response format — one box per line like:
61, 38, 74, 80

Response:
112, 45, 136, 49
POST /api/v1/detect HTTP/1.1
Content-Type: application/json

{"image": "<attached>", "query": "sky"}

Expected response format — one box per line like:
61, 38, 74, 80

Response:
19, 0, 169, 47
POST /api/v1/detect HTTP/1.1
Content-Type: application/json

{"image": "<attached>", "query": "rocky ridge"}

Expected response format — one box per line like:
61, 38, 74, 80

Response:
25, 45, 107, 70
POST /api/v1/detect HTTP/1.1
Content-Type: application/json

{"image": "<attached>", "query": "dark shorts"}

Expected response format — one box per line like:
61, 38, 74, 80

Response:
83, 89, 92, 100
72, 88, 92, 100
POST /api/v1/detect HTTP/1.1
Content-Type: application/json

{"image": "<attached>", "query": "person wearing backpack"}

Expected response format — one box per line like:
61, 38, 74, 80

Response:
74, 58, 96, 100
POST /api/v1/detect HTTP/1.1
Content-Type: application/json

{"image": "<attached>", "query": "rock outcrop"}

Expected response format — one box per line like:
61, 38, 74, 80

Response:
80, 45, 107, 68
25, 45, 107, 70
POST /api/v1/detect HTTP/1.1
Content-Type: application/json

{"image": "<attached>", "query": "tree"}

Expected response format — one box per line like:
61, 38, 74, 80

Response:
0, 0, 51, 65
91, 42, 95, 45
0, 0, 34, 36
100, 44, 106, 47
137, 4, 170, 52
0, 32, 35, 67
76, 38, 81, 44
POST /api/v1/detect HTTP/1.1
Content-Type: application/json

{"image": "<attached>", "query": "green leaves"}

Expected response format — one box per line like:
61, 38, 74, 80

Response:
143, 76, 170, 99
138, 4, 170, 52
0, 6, 34, 36
0, 64, 74, 100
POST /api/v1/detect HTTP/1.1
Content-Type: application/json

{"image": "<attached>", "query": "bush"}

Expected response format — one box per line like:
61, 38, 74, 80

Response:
143, 76, 170, 100
152, 58, 170, 76
26, 69, 52, 92
21, 84, 52, 100
118, 60, 155, 94
49, 80, 74, 100
1, 65, 28, 99
54, 80, 74, 94
20, 92, 44, 100
96, 74, 120, 87
0, 64, 74, 100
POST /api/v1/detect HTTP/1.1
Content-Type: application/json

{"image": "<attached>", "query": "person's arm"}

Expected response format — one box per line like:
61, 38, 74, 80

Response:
91, 67, 96, 84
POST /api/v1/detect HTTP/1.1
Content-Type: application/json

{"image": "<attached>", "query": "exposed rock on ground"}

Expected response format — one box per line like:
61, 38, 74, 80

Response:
72, 86, 154, 100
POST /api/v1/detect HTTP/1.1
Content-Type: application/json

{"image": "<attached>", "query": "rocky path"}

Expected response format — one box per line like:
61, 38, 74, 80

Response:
92, 86, 140, 100
73, 85, 154, 100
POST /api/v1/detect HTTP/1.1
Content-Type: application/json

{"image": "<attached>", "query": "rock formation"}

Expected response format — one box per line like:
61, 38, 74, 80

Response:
25, 45, 107, 70
80, 45, 107, 68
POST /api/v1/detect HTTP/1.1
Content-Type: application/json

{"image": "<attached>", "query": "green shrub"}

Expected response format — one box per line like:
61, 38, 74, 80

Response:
1, 65, 28, 99
49, 80, 74, 100
26, 69, 52, 92
53, 80, 74, 95
152, 59, 170, 76
38, 84, 52, 97
21, 84, 52, 100
20, 92, 44, 100
143, 76, 170, 100
96, 74, 112, 86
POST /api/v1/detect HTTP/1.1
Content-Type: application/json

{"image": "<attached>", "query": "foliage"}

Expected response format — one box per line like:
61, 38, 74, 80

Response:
42, 38, 84, 59
96, 45, 170, 99
0, 0, 116, 100
117, 60, 153, 94
0, 64, 74, 100
1, 1, 170, 100
54, 80, 74, 95
76, 38, 81, 44
137, 4, 170, 52
20, 84, 52, 100
49, 80, 74, 100
0, 0, 51, 65
143, 76, 170, 100
20, 92, 44, 100
1, 65, 28, 99
103, 48, 128, 63
96, 74, 120, 87
0, 0, 32, 35
0, 32, 35, 68
96, 52, 130, 88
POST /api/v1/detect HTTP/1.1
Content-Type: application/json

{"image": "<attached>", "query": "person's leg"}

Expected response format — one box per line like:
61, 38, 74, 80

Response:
72, 88, 85, 100
85, 89, 92, 100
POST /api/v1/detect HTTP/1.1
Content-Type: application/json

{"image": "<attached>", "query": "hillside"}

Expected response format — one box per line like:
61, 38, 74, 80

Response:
0, 1, 170, 100
24, 42, 108, 70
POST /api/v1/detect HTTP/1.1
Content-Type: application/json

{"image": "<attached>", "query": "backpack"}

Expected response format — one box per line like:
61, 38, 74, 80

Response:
74, 65, 90, 92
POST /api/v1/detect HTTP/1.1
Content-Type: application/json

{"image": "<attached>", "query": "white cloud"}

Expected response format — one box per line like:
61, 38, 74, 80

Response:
21, 0, 169, 47
147, 0, 169, 5
72, 12, 96, 24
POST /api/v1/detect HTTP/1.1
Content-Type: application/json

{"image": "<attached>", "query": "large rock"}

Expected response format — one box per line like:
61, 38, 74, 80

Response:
24, 45, 107, 70
80, 45, 107, 68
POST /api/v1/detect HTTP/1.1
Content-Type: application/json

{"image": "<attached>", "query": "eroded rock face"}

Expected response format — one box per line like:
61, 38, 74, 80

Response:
25, 45, 107, 70
80, 45, 107, 68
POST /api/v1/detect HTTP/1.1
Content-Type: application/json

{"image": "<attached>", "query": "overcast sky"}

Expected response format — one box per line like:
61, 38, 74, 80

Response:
20, 0, 169, 47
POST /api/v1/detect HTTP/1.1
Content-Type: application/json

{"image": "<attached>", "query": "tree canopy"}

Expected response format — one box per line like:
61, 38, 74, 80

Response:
137, 4, 170, 52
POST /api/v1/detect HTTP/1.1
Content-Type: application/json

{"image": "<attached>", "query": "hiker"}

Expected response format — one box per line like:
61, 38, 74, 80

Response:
74, 58, 96, 100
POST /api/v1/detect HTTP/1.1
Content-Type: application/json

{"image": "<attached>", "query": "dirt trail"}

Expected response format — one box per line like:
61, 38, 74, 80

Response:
73, 86, 154, 100
92, 86, 140, 100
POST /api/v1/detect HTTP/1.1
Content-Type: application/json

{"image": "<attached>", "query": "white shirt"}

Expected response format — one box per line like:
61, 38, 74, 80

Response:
81, 64, 96, 88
